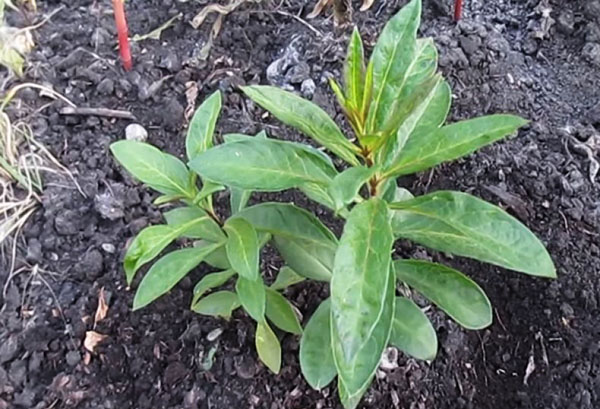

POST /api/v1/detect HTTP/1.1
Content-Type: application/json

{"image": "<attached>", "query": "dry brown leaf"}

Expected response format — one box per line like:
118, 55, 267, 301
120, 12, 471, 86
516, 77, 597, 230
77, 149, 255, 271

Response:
191, 0, 256, 29
83, 331, 107, 353
184, 81, 199, 123
93, 287, 108, 327
308, 0, 332, 19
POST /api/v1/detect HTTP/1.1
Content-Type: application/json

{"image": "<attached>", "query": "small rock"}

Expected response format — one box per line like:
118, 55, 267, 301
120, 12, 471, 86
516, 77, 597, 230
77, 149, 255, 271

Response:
54, 210, 80, 235
183, 385, 206, 409
206, 328, 223, 342
66, 351, 81, 367
301, 78, 316, 99
459, 35, 481, 56
0, 336, 19, 364
94, 192, 125, 220
164, 361, 187, 386
101, 243, 116, 253
125, 123, 148, 142
25, 238, 43, 264
157, 49, 181, 73
379, 347, 398, 370
160, 98, 184, 129
235, 355, 256, 379
586, 22, 600, 43
80, 250, 103, 280
556, 10, 575, 34
97, 78, 114, 95
583, 42, 600, 67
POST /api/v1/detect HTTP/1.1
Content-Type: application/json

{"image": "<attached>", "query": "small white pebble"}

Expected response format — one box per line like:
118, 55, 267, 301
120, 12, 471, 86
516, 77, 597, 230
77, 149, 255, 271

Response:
125, 123, 148, 142
206, 328, 223, 342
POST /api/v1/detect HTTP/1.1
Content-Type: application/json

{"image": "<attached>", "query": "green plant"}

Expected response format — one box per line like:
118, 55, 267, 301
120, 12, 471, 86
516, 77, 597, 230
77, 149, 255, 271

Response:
111, 0, 555, 407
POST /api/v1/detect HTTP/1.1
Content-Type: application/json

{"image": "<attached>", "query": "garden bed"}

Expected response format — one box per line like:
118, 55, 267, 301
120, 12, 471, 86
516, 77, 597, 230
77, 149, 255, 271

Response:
1, 0, 599, 408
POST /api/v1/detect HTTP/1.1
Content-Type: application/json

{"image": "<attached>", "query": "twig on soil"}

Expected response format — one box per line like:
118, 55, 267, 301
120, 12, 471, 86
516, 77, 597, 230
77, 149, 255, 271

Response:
275, 10, 323, 37
59, 106, 135, 120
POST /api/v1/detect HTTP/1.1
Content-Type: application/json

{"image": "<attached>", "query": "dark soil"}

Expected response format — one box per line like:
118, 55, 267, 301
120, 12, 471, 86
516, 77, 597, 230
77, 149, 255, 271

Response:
1, 0, 599, 408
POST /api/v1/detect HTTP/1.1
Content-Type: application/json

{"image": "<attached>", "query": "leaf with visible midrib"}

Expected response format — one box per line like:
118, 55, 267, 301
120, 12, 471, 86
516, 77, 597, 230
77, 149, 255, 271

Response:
242, 85, 361, 166
224, 218, 259, 280
390, 191, 556, 278
384, 114, 528, 177
366, 0, 421, 133
330, 198, 395, 404
236, 276, 266, 322
111, 141, 194, 198
164, 206, 225, 243
133, 244, 220, 310
344, 27, 365, 111
300, 298, 336, 390
188, 138, 337, 191
393, 259, 492, 330
191, 270, 236, 307
265, 289, 302, 334
186, 90, 221, 160
192, 291, 240, 319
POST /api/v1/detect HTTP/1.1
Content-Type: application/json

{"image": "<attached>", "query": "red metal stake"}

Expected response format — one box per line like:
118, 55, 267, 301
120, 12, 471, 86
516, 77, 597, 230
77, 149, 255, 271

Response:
454, 0, 463, 21
113, 0, 132, 71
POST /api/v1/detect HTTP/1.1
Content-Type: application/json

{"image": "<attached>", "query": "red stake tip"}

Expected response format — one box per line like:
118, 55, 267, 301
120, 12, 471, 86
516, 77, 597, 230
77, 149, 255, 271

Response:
454, 0, 463, 21
113, 0, 132, 71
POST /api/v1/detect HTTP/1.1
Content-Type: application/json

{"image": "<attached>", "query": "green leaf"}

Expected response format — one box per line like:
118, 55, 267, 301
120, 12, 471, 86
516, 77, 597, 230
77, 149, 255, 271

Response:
394, 259, 492, 329
344, 27, 365, 111
390, 191, 556, 277
224, 218, 259, 280
189, 138, 336, 191
390, 296, 437, 360
242, 85, 361, 166
405, 77, 451, 142
194, 240, 230, 269
329, 78, 347, 110
265, 289, 302, 334
192, 290, 240, 319
186, 90, 221, 160
153, 194, 184, 205
366, 0, 421, 133
330, 198, 395, 403
194, 180, 225, 204
111, 141, 195, 198
379, 76, 448, 168
133, 244, 220, 310
255, 321, 281, 374
384, 115, 529, 177
328, 166, 377, 212
191, 269, 236, 307
300, 298, 336, 390
273, 236, 335, 282
270, 266, 305, 291
230, 187, 252, 215
164, 207, 225, 243
379, 38, 439, 138
124, 215, 220, 284
380, 182, 414, 203
235, 276, 266, 322
299, 182, 336, 210
235, 203, 337, 244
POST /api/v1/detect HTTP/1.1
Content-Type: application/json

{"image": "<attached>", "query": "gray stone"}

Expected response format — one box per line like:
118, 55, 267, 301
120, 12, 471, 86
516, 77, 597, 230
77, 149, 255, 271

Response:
54, 210, 80, 235
583, 42, 600, 67
66, 351, 81, 366
80, 250, 103, 280
97, 78, 114, 95
301, 78, 316, 98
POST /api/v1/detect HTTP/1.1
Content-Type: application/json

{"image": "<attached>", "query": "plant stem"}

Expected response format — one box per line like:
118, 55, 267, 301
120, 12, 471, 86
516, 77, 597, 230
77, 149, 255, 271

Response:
454, 0, 463, 21
113, 0, 132, 70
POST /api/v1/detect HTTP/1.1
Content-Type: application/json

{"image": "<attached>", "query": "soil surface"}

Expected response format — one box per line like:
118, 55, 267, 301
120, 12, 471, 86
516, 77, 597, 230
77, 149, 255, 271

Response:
1, 0, 599, 408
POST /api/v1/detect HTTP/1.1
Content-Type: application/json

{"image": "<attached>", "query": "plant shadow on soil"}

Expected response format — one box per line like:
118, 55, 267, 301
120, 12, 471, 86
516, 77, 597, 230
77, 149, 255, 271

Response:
1, 0, 599, 408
